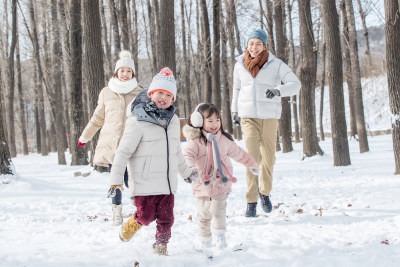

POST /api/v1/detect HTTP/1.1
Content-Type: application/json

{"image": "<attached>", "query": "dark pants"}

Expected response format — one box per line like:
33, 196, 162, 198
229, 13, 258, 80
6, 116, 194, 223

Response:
109, 164, 128, 205
134, 194, 175, 245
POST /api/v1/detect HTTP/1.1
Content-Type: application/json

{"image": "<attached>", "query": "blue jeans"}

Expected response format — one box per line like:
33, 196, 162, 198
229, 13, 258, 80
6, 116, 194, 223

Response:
109, 164, 128, 205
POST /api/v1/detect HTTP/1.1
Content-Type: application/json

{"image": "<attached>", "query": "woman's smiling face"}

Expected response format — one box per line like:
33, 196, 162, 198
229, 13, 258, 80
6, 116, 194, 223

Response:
117, 67, 133, 82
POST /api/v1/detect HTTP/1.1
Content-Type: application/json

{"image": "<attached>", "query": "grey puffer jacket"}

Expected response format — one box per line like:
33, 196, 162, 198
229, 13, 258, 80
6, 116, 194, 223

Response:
110, 89, 192, 196
231, 52, 301, 119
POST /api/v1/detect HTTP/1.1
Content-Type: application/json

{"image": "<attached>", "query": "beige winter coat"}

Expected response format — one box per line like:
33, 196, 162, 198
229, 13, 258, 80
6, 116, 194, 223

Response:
79, 86, 141, 167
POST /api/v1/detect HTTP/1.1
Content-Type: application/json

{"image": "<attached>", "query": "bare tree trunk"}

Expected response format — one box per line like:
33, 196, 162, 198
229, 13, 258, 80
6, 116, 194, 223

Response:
130, 0, 139, 78
83, 0, 105, 167
319, 39, 326, 142
16, 35, 28, 155
29, 0, 48, 156
356, 0, 372, 70
286, 0, 299, 143
259, 0, 264, 29
70, 0, 88, 165
5, 0, 17, 157
200, 0, 212, 103
100, 0, 112, 78
181, 0, 191, 117
58, 0, 73, 153
212, 0, 221, 109
344, 0, 369, 153
384, 0, 400, 174
0, 76, 12, 174
231, 1, 243, 55
119, 0, 130, 50
147, 0, 159, 74
50, 0, 66, 164
275, 0, 292, 153
341, 1, 357, 139
220, 3, 233, 134
109, 0, 121, 62
322, 0, 351, 166
298, 0, 323, 157
265, 0, 276, 54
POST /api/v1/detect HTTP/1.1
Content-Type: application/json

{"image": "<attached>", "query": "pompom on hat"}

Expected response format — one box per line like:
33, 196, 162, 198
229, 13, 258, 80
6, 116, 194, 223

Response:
147, 67, 177, 100
247, 29, 268, 47
114, 50, 136, 74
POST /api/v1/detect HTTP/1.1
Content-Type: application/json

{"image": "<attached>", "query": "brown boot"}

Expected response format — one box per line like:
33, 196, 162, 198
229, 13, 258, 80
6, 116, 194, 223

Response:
153, 243, 168, 256
119, 216, 142, 242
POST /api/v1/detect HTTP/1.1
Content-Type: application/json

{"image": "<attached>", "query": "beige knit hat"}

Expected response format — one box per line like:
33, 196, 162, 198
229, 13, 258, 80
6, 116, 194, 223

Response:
114, 50, 136, 74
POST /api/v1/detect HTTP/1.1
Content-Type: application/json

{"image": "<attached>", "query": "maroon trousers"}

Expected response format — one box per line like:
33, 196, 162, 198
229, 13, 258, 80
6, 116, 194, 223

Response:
133, 194, 174, 245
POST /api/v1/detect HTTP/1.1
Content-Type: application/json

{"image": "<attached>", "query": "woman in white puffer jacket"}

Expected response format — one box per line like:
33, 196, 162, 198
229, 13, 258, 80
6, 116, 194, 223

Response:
231, 29, 301, 218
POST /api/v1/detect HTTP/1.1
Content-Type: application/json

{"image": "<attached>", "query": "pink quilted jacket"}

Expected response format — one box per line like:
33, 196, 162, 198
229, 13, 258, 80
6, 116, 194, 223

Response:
183, 125, 258, 198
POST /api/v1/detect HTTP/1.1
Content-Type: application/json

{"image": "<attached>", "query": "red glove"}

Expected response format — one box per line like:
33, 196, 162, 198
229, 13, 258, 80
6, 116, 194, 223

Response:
78, 141, 85, 147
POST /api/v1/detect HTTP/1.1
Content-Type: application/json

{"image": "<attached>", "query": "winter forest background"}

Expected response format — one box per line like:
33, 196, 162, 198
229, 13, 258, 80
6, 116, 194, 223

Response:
1, 0, 400, 266
0, 0, 399, 173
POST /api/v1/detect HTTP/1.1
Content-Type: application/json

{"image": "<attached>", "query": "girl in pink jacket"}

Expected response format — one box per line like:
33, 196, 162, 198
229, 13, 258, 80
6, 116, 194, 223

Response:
183, 103, 259, 250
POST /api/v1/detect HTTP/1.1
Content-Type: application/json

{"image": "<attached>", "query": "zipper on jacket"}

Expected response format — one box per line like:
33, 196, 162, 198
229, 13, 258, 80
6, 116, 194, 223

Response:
164, 128, 172, 194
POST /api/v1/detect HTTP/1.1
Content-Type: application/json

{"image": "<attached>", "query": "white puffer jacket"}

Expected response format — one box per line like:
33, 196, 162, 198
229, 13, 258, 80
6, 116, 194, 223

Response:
231, 53, 301, 119
110, 90, 192, 196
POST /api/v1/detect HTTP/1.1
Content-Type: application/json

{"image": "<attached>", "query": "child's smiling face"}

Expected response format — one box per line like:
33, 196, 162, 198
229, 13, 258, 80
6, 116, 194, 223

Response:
203, 113, 221, 135
117, 67, 133, 82
149, 90, 174, 109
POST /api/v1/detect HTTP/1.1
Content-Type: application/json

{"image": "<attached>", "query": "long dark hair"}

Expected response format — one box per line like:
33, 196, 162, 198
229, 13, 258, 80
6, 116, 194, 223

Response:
187, 103, 234, 144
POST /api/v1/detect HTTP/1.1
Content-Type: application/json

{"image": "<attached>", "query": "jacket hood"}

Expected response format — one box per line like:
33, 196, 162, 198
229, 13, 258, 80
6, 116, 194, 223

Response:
182, 124, 223, 141
182, 124, 201, 140
130, 89, 176, 126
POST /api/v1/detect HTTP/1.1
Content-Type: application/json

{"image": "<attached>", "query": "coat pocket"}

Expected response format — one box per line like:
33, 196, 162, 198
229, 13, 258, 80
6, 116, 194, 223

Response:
131, 156, 151, 183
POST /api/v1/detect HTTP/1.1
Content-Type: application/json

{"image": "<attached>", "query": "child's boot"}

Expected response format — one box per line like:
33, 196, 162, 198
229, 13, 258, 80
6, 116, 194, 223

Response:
111, 204, 123, 226
153, 243, 168, 256
119, 216, 142, 242
215, 232, 227, 249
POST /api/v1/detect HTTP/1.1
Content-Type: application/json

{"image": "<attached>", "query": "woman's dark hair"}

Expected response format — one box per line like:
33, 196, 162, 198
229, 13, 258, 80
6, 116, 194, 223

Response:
187, 103, 234, 143
111, 68, 135, 79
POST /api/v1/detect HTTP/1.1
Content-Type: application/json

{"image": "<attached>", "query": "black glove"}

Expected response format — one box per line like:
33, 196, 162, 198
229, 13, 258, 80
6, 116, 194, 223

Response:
232, 112, 241, 126
265, 89, 280, 99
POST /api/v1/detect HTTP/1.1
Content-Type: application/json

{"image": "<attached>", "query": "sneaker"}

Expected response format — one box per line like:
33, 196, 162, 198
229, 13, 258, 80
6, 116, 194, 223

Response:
153, 243, 168, 256
259, 192, 272, 213
245, 202, 257, 217
215, 233, 227, 249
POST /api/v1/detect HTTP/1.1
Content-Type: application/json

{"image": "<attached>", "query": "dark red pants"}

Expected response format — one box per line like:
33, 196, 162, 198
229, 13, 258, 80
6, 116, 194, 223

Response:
134, 194, 174, 245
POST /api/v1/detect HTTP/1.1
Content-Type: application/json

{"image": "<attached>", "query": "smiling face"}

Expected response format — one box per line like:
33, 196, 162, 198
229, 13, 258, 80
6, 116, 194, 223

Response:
117, 67, 133, 82
149, 90, 174, 109
203, 113, 221, 135
247, 38, 266, 58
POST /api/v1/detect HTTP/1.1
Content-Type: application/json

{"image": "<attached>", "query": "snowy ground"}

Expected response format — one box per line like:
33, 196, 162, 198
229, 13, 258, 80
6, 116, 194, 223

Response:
1, 134, 400, 267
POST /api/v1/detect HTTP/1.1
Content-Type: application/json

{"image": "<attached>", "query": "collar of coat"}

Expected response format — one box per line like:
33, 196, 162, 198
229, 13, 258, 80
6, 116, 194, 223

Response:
236, 51, 276, 69
130, 89, 176, 126
182, 124, 222, 141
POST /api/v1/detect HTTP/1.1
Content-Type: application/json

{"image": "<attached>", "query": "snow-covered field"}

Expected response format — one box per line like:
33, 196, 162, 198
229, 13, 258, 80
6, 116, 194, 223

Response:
1, 74, 399, 266
1, 134, 399, 267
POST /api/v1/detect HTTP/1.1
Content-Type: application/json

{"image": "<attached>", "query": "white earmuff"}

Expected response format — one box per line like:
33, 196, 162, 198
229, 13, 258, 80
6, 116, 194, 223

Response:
190, 103, 205, 128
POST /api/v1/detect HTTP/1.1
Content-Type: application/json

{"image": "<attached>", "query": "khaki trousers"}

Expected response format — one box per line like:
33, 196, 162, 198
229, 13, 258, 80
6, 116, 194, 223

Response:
241, 118, 279, 203
196, 194, 228, 240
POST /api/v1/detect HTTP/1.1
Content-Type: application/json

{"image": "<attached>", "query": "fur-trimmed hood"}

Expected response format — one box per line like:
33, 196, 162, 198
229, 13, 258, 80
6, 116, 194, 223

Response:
182, 124, 202, 140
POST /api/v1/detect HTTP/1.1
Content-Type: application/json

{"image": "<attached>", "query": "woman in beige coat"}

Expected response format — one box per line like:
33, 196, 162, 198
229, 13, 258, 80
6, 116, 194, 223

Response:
78, 51, 141, 226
